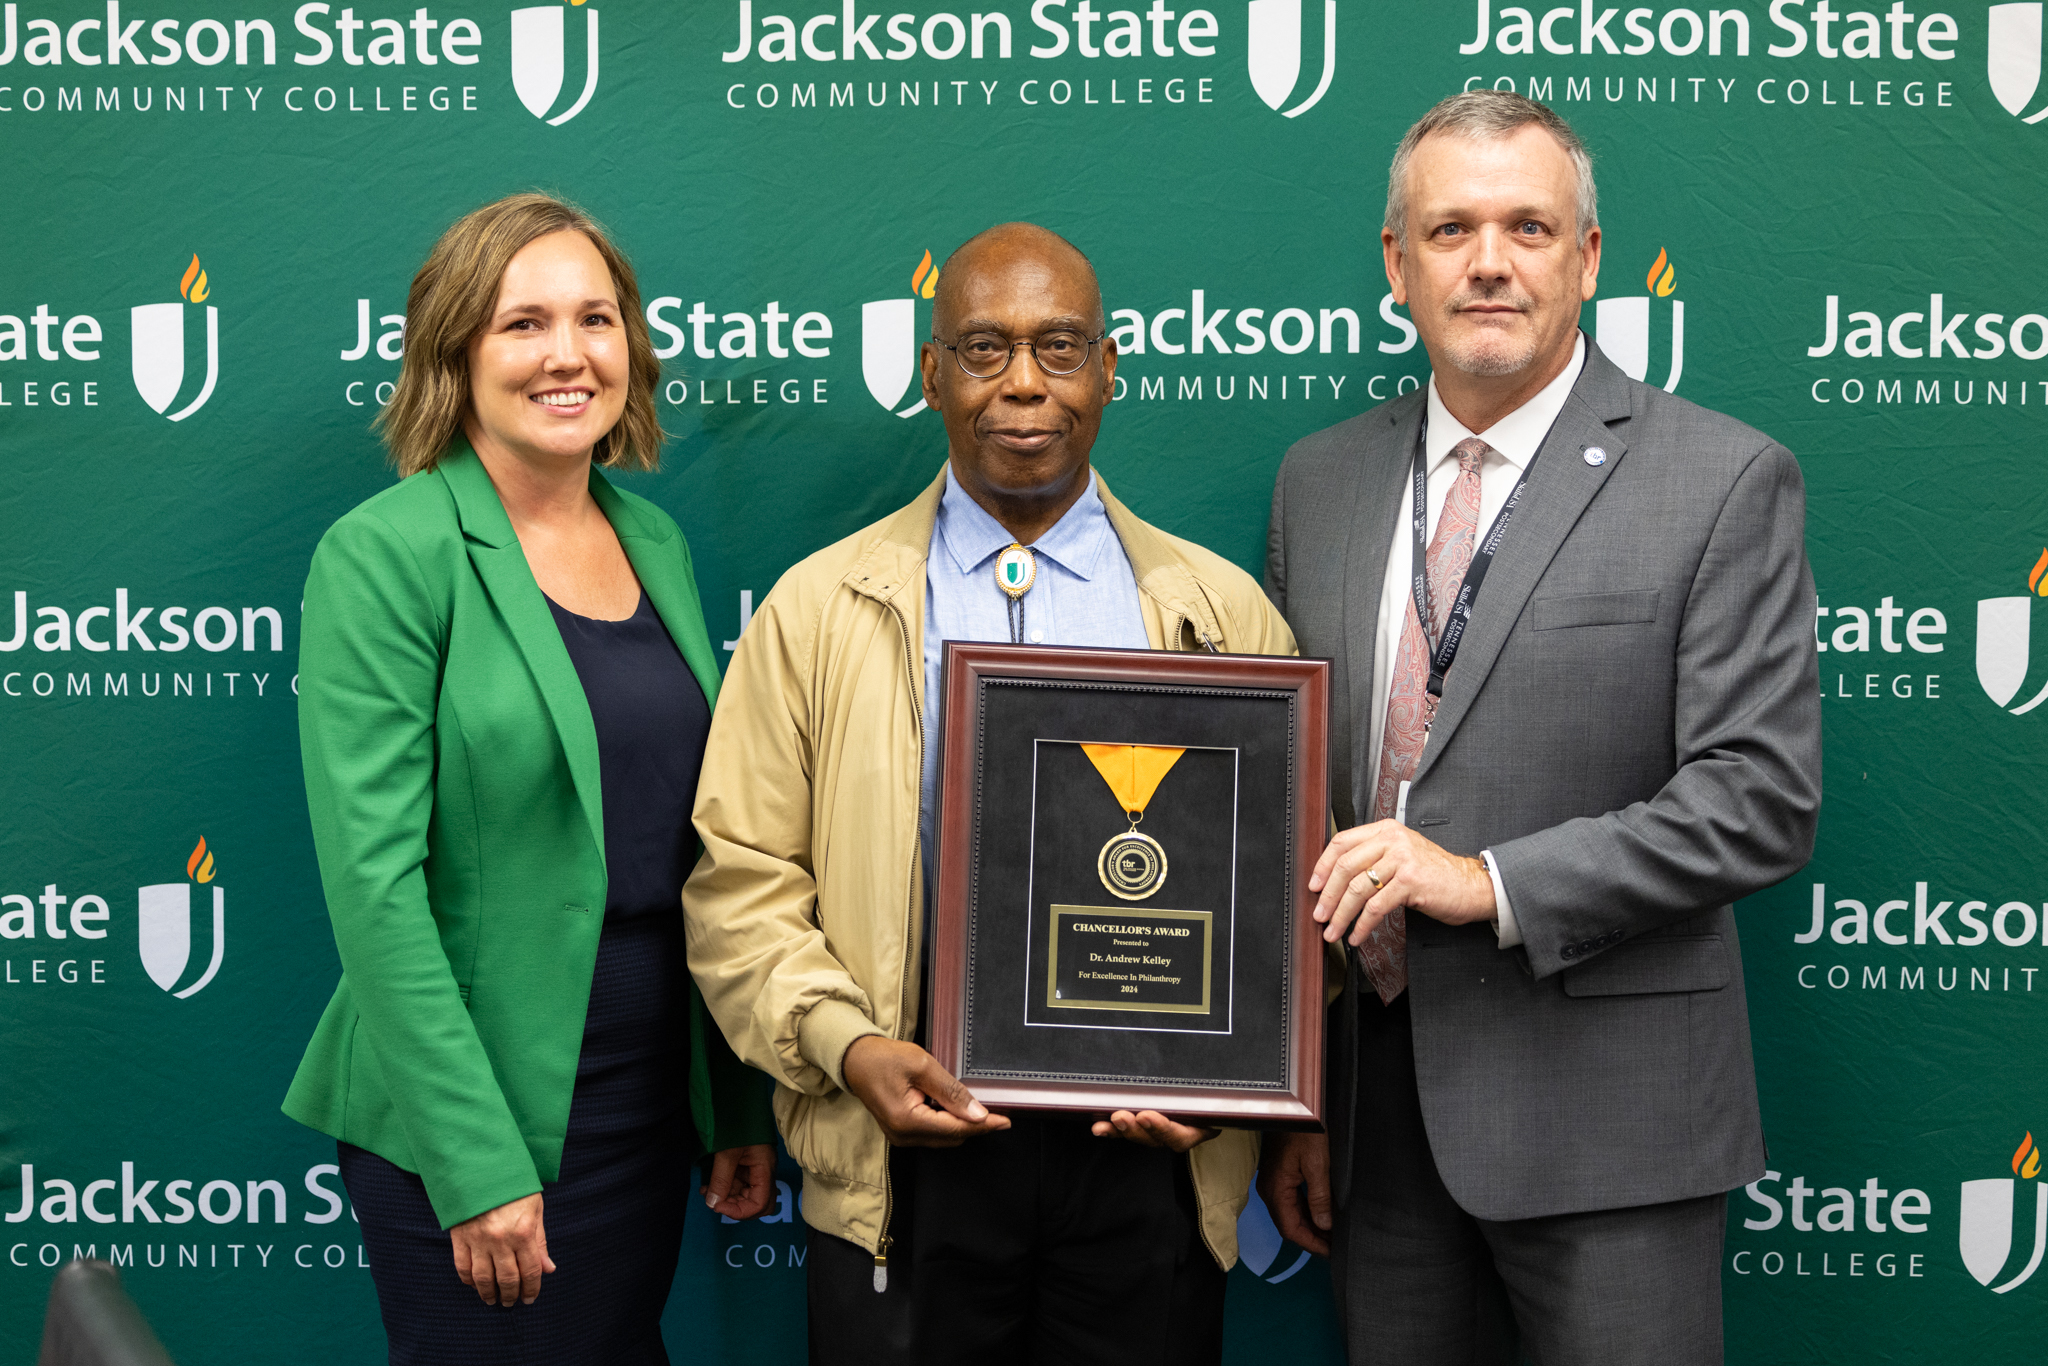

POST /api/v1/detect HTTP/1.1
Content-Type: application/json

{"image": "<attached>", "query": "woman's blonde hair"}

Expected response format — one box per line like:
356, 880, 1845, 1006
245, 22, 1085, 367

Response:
377, 193, 665, 476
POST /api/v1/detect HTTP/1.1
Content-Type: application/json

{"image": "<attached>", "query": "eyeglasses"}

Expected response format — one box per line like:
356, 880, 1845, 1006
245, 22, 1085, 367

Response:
933, 330, 1106, 379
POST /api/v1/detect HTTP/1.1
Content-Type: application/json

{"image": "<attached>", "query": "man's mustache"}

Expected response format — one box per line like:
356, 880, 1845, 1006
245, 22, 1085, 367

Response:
1444, 287, 1534, 315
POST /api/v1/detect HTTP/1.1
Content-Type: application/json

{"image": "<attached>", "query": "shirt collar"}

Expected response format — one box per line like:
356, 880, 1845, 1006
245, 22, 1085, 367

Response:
1424, 331, 1586, 474
935, 464, 1113, 581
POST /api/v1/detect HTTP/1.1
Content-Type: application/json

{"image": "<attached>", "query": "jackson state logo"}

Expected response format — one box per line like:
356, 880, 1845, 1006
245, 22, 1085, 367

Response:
130, 255, 219, 422
137, 837, 226, 999
863, 250, 939, 419
1245, 0, 1336, 118
1961, 1131, 2047, 1293
1989, 3, 2048, 123
511, 2, 601, 125
1595, 248, 1686, 393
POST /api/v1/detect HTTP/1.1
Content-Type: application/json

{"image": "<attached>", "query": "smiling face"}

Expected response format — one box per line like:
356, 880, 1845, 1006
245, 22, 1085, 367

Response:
464, 229, 629, 469
1384, 124, 1600, 388
920, 226, 1117, 517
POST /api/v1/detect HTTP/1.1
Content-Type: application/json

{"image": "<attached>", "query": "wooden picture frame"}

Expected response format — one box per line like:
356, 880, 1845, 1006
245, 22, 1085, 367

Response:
929, 642, 1330, 1129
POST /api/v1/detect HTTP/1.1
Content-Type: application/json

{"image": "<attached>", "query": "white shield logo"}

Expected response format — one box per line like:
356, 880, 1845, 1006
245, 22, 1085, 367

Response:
1960, 1178, 2048, 1291
130, 302, 219, 422
863, 299, 925, 418
1979, 596, 2032, 707
1594, 297, 1686, 392
1245, 0, 1336, 118
137, 882, 226, 999
511, 6, 601, 126
1988, 3, 2048, 122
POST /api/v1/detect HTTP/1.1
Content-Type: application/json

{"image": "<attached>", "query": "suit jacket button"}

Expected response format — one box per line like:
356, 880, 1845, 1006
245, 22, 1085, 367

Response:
1561, 945, 1577, 960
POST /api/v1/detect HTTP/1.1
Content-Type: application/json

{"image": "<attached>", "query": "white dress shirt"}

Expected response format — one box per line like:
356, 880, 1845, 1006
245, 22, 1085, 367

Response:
1369, 333, 1585, 949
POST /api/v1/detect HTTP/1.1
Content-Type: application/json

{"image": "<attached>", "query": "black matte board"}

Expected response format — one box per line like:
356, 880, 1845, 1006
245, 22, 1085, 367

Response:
960, 676, 1297, 1089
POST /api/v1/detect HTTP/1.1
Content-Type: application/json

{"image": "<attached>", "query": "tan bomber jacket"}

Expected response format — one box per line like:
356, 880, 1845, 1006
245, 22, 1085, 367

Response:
682, 465, 1299, 1270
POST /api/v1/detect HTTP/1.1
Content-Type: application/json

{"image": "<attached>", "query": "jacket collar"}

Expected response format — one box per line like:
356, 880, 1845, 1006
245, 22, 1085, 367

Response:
845, 467, 945, 617
440, 437, 522, 548
1409, 335, 1634, 785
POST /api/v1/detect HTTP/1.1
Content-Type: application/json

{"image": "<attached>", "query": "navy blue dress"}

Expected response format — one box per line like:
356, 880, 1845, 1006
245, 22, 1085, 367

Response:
340, 589, 712, 1366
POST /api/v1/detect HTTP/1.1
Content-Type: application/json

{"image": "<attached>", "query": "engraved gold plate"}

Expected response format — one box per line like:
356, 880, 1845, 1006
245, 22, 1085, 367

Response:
1046, 905, 1213, 1013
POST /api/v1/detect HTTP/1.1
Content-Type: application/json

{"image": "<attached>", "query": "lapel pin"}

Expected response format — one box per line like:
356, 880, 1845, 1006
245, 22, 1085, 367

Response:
1583, 446, 1608, 467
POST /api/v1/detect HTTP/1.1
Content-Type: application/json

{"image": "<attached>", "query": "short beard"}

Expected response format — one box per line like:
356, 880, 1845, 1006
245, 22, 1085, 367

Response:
1439, 285, 1538, 377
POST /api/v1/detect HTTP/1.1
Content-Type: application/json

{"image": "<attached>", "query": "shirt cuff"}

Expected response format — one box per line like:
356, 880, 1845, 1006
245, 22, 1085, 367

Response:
1482, 849, 1521, 948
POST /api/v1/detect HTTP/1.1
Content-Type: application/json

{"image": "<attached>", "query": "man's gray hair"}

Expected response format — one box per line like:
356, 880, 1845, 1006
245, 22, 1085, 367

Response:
1384, 91, 1598, 248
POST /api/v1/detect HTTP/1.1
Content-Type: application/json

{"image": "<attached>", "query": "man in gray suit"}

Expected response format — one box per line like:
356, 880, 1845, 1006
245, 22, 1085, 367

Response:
1256, 92, 1821, 1364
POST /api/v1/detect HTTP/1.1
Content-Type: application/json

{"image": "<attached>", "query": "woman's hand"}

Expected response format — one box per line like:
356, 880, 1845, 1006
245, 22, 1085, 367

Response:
701, 1143, 777, 1220
450, 1192, 556, 1306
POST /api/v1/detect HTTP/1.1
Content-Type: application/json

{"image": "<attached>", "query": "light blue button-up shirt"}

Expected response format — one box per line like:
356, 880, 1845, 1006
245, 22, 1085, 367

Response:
918, 465, 1149, 942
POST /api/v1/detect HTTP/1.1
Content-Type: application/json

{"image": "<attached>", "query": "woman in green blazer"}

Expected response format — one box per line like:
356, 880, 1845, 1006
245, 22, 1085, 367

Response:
284, 194, 774, 1364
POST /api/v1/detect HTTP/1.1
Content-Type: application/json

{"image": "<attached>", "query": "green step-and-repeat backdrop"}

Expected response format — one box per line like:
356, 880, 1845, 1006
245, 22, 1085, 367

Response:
3, 0, 2045, 1360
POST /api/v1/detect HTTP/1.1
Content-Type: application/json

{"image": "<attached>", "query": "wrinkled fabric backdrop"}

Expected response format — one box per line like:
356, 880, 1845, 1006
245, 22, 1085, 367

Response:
3, 0, 2045, 1360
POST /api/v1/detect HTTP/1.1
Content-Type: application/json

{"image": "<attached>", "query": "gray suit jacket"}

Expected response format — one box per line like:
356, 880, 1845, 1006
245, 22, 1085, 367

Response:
1266, 338, 1821, 1222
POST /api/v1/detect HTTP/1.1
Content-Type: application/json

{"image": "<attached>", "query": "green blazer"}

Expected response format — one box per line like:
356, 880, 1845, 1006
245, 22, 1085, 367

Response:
283, 443, 774, 1229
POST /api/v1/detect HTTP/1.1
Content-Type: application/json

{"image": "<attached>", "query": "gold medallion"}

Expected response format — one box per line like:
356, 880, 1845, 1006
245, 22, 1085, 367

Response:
1080, 744, 1186, 901
1097, 829, 1169, 900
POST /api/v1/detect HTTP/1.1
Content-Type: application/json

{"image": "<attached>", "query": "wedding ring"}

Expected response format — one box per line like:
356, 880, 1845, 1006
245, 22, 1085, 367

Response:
1365, 867, 1383, 889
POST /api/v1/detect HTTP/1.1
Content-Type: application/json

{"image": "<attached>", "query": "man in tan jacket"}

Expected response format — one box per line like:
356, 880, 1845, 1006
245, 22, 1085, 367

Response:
683, 223, 1296, 1364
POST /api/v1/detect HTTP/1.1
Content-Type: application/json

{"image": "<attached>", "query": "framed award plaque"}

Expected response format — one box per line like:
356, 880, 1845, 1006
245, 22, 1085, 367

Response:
928, 642, 1330, 1128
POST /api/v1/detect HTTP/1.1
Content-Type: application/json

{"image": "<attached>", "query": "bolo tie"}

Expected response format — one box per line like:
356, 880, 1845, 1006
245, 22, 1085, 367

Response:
994, 543, 1037, 644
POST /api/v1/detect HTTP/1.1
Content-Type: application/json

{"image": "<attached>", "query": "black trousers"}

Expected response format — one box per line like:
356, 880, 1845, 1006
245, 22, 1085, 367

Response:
340, 1117, 691, 1366
806, 1111, 1226, 1366
1332, 992, 1726, 1366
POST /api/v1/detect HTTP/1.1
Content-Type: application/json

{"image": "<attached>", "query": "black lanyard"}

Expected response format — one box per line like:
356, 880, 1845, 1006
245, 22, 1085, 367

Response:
1410, 417, 1539, 703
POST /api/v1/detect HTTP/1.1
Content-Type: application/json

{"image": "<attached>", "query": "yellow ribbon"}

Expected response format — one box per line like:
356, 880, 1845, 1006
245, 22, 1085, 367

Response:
1080, 744, 1185, 818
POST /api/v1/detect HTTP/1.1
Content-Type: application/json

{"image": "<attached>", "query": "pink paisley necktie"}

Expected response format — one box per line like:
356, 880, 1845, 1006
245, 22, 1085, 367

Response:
1359, 436, 1489, 1005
